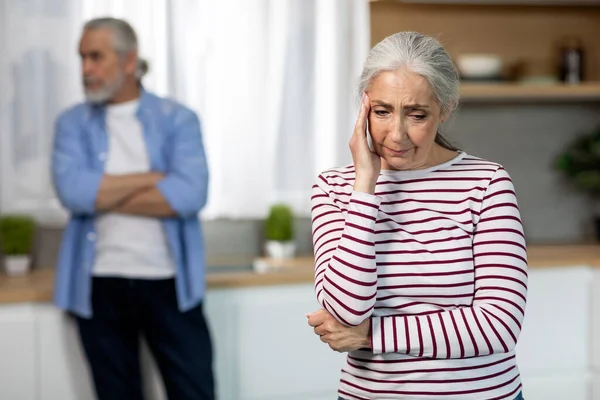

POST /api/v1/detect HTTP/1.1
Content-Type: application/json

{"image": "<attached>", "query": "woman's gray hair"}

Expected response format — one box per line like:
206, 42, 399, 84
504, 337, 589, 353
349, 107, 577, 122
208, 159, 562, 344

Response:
358, 31, 460, 116
84, 17, 138, 57
358, 32, 461, 150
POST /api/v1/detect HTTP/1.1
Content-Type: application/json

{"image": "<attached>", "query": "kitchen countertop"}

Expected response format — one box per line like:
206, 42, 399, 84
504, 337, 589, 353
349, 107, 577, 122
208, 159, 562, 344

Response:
1, 244, 600, 304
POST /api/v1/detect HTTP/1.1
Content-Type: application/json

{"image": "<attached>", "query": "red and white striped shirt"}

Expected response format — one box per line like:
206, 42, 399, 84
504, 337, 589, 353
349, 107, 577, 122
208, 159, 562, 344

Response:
311, 152, 528, 400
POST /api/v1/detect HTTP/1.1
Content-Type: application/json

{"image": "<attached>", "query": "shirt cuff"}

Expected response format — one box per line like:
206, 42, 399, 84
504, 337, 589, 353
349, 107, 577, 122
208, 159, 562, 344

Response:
371, 315, 407, 355
349, 191, 381, 217
156, 176, 186, 216
79, 170, 103, 214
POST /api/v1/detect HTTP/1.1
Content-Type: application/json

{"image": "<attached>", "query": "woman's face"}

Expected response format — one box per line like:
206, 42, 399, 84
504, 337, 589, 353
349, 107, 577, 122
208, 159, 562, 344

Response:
367, 69, 449, 171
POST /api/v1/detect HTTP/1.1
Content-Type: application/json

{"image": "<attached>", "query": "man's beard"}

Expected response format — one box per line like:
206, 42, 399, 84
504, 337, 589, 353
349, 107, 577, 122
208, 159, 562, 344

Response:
83, 72, 125, 104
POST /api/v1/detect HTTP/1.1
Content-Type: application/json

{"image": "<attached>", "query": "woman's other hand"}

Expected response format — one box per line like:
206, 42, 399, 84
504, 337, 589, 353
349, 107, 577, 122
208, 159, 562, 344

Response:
307, 308, 371, 353
350, 93, 381, 194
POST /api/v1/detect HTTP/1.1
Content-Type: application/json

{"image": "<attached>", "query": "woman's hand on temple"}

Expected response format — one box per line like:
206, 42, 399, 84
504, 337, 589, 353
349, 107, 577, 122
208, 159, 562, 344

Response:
350, 93, 381, 194
307, 308, 371, 353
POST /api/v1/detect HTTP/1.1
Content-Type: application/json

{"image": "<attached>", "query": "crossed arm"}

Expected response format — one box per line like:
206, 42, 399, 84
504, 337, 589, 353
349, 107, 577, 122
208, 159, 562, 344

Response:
52, 109, 208, 219
95, 173, 176, 217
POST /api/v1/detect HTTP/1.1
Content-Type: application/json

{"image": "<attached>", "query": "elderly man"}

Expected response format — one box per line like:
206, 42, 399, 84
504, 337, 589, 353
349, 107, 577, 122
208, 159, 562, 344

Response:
51, 17, 214, 400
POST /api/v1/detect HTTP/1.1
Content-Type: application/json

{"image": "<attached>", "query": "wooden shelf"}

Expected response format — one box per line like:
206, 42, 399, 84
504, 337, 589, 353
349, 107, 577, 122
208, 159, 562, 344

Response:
460, 82, 600, 102
395, 0, 600, 5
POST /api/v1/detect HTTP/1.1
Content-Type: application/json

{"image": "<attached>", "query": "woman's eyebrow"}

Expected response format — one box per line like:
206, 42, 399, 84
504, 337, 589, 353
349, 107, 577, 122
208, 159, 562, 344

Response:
404, 103, 429, 110
370, 100, 429, 110
371, 100, 393, 109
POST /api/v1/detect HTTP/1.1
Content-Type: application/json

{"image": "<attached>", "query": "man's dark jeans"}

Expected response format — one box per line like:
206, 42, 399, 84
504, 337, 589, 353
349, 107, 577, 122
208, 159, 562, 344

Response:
76, 277, 214, 400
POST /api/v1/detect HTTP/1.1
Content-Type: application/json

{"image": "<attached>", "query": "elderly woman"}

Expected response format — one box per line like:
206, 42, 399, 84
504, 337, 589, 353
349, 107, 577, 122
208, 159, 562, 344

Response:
307, 32, 527, 400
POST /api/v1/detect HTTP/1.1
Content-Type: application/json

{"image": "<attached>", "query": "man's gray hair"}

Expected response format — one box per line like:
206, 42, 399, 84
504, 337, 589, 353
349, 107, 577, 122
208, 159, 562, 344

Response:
84, 17, 138, 56
358, 31, 460, 117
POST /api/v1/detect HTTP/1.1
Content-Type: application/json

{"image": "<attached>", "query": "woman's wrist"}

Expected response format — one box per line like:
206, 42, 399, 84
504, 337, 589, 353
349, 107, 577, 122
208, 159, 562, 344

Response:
354, 173, 378, 194
362, 335, 371, 349
361, 318, 372, 349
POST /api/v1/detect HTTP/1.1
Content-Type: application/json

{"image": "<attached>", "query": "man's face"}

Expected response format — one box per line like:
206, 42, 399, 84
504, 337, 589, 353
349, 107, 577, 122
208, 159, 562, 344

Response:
79, 28, 126, 103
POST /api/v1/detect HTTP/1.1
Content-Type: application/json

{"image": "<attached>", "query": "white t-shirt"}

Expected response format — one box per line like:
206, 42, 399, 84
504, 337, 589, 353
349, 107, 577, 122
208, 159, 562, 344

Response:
93, 99, 176, 279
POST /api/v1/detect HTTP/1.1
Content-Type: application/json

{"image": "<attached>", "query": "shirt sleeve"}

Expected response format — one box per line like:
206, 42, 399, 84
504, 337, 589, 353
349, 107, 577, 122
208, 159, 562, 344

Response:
51, 113, 103, 215
311, 174, 382, 326
156, 109, 209, 218
370, 167, 528, 357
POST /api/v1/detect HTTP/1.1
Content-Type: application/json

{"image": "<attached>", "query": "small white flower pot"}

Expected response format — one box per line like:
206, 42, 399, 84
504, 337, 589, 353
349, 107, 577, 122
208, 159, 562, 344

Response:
4, 255, 31, 276
265, 241, 296, 260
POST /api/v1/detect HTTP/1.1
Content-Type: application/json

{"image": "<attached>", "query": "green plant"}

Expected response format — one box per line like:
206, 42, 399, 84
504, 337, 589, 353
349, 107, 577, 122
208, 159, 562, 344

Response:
555, 126, 600, 194
0, 215, 35, 256
265, 204, 294, 242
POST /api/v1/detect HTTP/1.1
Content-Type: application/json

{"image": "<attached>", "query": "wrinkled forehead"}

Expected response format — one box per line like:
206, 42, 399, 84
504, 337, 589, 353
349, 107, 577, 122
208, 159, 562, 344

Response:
368, 69, 437, 108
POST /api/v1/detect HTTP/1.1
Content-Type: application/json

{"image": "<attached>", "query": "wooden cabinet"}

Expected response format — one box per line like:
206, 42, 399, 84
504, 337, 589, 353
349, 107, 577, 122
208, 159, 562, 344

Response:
460, 83, 600, 102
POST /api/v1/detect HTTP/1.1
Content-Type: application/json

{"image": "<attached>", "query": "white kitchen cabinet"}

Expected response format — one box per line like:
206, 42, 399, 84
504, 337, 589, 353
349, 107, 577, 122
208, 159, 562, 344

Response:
28, 284, 345, 400
0, 304, 37, 400
519, 373, 590, 400
140, 337, 168, 400
36, 304, 95, 400
516, 266, 593, 400
590, 269, 600, 400
204, 289, 243, 400
229, 285, 345, 400
0, 266, 599, 400
35, 303, 168, 400
516, 266, 592, 371
134, 284, 346, 400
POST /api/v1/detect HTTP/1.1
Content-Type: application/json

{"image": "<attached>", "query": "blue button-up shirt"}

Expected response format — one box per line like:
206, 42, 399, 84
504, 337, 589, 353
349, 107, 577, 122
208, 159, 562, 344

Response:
51, 90, 209, 318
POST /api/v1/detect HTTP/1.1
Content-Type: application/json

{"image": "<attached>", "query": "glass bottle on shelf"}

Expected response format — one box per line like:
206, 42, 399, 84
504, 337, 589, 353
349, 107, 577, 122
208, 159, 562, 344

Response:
558, 37, 585, 85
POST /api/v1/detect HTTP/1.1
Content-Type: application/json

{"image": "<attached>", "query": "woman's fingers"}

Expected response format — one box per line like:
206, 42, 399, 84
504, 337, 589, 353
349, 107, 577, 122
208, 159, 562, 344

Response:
314, 325, 326, 336
306, 308, 328, 327
353, 93, 369, 139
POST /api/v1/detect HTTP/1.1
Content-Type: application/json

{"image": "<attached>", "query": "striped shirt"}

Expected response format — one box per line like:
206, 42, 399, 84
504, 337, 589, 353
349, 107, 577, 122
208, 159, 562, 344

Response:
310, 152, 528, 400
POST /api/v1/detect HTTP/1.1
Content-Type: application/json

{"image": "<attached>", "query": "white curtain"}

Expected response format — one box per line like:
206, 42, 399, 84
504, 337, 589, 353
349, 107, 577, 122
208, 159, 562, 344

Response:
0, 0, 80, 223
0, 0, 370, 220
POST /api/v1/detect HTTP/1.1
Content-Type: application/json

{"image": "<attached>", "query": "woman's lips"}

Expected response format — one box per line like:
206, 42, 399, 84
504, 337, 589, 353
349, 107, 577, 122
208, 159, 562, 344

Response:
386, 147, 410, 156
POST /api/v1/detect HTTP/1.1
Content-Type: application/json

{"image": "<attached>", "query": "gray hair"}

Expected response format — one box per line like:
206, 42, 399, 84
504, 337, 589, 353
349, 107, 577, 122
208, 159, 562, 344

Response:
135, 58, 149, 81
358, 32, 460, 116
84, 17, 148, 80
84, 17, 138, 57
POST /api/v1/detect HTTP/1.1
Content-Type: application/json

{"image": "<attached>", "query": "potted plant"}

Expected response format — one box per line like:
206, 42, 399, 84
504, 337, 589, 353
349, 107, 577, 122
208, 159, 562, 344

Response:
555, 125, 600, 239
264, 204, 296, 260
0, 215, 35, 276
